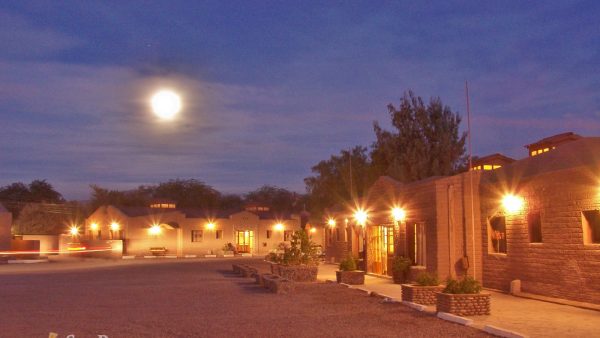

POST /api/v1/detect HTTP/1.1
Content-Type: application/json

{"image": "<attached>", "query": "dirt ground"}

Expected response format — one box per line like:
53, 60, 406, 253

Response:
0, 258, 490, 337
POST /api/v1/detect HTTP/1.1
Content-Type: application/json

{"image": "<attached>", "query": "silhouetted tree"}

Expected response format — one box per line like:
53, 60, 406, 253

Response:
89, 184, 151, 211
0, 180, 64, 217
244, 185, 302, 214
371, 90, 467, 182
304, 146, 377, 219
153, 179, 220, 209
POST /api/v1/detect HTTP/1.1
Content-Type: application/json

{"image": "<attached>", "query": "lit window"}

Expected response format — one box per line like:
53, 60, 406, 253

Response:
216, 230, 223, 239
493, 165, 501, 169
532, 150, 538, 156
582, 210, 600, 244
528, 212, 542, 243
483, 165, 493, 170
489, 216, 507, 254
191, 230, 203, 242
543, 148, 549, 152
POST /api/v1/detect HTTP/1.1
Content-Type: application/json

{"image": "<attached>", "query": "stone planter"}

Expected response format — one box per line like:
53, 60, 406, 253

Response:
401, 284, 444, 305
436, 292, 491, 316
278, 264, 318, 282
336, 270, 365, 285
392, 270, 408, 284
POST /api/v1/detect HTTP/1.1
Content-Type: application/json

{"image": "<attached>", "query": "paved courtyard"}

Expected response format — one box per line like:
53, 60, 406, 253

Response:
318, 263, 600, 338
0, 258, 489, 338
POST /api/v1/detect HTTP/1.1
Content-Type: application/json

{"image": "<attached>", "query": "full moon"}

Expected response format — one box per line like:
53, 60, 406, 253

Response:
151, 90, 181, 119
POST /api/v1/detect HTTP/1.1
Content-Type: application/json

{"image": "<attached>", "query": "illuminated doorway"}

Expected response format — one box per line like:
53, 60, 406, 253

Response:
235, 230, 254, 253
367, 225, 394, 275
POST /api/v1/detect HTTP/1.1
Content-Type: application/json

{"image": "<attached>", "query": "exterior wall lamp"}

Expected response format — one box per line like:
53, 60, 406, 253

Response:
502, 194, 524, 214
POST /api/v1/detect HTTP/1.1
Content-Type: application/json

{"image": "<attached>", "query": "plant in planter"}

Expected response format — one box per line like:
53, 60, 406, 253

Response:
436, 276, 490, 316
222, 243, 235, 256
336, 255, 365, 285
277, 230, 320, 282
401, 271, 443, 305
391, 256, 411, 284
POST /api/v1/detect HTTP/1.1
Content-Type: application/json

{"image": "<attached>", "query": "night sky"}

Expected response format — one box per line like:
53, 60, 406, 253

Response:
1, 1, 599, 199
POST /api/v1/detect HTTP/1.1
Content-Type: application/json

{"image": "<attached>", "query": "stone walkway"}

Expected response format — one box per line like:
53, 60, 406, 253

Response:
317, 263, 600, 338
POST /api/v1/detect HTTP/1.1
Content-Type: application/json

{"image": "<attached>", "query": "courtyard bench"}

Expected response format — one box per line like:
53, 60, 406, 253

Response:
150, 247, 168, 256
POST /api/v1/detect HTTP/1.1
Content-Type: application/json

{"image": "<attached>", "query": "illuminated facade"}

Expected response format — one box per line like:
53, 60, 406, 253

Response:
85, 204, 321, 257
325, 133, 600, 305
480, 136, 600, 304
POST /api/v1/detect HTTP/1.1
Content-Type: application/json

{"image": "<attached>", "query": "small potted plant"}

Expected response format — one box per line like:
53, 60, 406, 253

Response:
335, 255, 365, 285
391, 256, 411, 284
401, 271, 443, 305
436, 276, 490, 316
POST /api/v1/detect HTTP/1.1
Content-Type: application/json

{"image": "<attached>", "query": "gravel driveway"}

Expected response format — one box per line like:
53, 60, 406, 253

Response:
0, 259, 489, 337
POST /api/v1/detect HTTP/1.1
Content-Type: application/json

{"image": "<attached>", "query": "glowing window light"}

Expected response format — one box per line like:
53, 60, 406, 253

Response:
274, 223, 284, 231
206, 222, 215, 230
391, 207, 406, 222
149, 224, 162, 235
502, 194, 524, 214
327, 218, 336, 227
110, 222, 120, 231
353, 209, 368, 226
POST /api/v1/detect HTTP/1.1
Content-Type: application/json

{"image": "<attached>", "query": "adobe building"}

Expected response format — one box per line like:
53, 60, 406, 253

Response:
471, 153, 515, 171
325, 173, 483, 281
84, 203, 320, 257
0, 203, 12, 252
524, 131, 582, 157
479, 136, 600, 304
365, 173, 483, 281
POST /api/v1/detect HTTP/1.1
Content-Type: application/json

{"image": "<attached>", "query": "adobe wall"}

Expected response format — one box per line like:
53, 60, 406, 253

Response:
397, 179, 439, 274
480, 165, 600, 304
85, 206, 302, 257
0, 209, 11, 251
434, 172, 483, 281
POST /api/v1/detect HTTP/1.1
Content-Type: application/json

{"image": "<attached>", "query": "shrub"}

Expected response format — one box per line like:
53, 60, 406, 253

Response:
415, 271, 439, 286
339, 255, 358, 271
280, 230, 319, 266
392, 256, 411, 274
222, 243, 235, 252
265, 252, 279, 263
443, 276, 482, 294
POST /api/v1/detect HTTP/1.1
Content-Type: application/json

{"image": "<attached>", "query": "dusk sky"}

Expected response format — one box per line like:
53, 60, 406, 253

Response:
1, 1, 599, 200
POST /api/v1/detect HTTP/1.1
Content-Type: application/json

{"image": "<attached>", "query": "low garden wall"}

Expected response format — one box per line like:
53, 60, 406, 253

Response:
336, 271, 365, 285
436, 293, 491, 316
277, 265, 318, 282
401, 284, 444, 305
